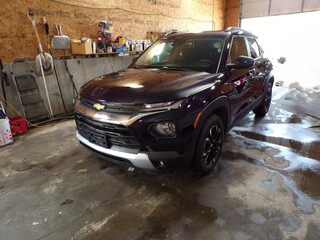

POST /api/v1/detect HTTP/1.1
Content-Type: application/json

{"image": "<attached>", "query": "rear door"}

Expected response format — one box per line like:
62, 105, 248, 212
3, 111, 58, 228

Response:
246, 37, 270, 102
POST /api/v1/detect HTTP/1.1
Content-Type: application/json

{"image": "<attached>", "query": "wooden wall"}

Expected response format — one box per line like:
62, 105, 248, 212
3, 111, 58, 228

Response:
214, 0, 226, 30
0, 0, 236, 63
225, 0, 240, 28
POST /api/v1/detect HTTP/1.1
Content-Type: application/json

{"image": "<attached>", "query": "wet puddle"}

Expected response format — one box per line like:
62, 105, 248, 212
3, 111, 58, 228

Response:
140, 188, 217, 239
235, 130, 320, 161
222, 150, 262, 166
239, 107, 320, 128
97, 169, 218, 239
223, 147, 320, 213
223, 127, 320, 213
291, 169, 320, 199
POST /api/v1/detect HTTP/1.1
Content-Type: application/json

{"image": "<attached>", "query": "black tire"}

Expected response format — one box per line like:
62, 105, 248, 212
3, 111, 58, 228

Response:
253, 82, 273, 117
193, 115, 224, 175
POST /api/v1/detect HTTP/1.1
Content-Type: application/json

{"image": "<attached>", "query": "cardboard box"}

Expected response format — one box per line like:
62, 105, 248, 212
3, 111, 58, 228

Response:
71, 40, 93, 54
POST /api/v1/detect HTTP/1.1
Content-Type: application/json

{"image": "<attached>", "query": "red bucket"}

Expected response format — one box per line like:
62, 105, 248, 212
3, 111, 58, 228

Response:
9, 116, 27, 136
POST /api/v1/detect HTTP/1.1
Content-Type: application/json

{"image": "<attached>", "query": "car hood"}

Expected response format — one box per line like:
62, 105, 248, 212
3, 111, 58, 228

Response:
81, 68, 221, 104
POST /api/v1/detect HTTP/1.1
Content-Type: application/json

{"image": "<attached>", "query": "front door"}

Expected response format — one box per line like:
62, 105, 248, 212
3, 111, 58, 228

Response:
224, 36, 256, 124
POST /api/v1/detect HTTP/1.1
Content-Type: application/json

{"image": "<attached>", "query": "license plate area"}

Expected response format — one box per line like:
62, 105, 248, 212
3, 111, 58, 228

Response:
78, 123, 110, 148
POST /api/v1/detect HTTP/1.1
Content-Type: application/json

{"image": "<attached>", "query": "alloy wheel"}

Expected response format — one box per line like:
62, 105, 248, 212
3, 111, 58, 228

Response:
264, 84, 272, 112
202, 125, 222, 166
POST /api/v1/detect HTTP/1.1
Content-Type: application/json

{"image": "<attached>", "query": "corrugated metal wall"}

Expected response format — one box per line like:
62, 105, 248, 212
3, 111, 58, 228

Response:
241, 0, 320, 19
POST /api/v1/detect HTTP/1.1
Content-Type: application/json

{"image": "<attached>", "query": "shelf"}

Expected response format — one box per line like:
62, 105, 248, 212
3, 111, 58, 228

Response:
54, 51, 142, 60
72, 52, 120, 58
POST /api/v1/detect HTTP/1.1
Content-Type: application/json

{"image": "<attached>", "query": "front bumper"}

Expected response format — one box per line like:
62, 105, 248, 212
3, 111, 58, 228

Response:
77, 131, 156, 169
77, 131, 187, 170
74, 98, 197, 170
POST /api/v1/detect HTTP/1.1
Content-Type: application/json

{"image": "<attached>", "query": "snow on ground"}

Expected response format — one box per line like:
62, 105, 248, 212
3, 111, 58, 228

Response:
272, 85, 320, 119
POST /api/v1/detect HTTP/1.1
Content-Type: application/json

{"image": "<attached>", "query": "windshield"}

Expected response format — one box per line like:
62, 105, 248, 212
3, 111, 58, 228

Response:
133, 36, 225, 73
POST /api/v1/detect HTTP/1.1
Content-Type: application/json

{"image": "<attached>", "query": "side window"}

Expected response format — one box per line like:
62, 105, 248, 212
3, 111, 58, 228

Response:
229, 36, 249, 63
247, 38, 260, 59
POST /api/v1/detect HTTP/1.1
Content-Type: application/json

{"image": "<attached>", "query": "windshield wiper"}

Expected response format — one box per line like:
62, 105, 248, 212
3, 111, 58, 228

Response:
131, 65, 190, 71
159, 66, 189, 71
130, 65, 154, 69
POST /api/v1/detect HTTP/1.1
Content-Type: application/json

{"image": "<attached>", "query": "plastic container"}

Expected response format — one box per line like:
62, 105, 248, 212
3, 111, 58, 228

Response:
0, 118, 13, 146
9, 116, 27, 136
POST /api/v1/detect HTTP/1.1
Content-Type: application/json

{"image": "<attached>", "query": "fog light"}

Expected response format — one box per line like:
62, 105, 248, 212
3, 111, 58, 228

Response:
150, 122, 176, 138
158, 161, 166, 168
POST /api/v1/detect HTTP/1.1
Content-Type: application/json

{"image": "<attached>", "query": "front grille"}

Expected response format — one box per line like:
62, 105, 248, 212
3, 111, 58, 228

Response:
75, 113, 140, 149
80, 97, 138, 114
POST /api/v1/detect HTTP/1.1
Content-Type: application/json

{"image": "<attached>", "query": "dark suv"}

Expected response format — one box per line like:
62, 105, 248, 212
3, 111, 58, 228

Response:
74, 27, 274, 175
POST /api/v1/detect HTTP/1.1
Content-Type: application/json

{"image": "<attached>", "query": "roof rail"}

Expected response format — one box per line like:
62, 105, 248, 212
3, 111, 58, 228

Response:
224, 27, 256, 37
165, 31, 178, 36
165, 30, 190, 36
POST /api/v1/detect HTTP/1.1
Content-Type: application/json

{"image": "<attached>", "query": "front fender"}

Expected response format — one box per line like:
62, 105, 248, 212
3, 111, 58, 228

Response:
190, 95, 230, 151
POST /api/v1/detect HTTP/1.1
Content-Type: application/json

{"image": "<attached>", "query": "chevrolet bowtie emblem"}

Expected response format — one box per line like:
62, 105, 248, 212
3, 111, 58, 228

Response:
93, 103, 105, 111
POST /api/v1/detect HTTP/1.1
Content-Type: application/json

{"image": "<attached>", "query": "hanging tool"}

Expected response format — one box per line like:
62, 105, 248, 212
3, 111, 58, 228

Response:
43, 17, 68, 114
62, 52, 78, 97
50, 23, 78, 97
51, 24, 71, 50
0, 58, 10, 110
43, 17, 50, 52
27, 9, 53, 118
28, 13, 53, 76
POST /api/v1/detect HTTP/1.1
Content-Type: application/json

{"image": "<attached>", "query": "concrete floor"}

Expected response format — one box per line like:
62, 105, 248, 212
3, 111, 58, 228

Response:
0, 87, 320, 240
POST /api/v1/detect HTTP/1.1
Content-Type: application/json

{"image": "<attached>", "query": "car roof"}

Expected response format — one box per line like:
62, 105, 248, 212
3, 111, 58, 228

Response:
164, 27, 257, 39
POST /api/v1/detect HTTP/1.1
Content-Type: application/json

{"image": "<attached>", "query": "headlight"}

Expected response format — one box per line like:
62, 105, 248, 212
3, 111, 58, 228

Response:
138, 98, 189, 112
149, 122, 176, 138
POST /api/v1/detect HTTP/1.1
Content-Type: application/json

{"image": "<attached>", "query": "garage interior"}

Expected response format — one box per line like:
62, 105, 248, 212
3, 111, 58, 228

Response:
0, 0, 320, 239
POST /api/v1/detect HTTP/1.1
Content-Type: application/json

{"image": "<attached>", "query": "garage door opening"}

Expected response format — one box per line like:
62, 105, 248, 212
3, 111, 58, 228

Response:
241, 11, 320, 89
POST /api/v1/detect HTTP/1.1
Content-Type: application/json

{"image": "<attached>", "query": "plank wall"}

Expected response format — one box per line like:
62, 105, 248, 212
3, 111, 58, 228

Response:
0, 0, 234, 63
225, 0, 240, 28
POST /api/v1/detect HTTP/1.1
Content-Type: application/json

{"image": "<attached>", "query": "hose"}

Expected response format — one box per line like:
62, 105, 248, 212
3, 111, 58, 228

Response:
0, 93, 74, 128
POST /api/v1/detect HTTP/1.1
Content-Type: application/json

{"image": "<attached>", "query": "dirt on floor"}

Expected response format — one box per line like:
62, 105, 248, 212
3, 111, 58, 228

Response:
0, 87, 320, 240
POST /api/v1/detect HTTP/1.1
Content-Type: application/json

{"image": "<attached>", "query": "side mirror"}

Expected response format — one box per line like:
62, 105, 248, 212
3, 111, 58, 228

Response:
226, 56, 254, 71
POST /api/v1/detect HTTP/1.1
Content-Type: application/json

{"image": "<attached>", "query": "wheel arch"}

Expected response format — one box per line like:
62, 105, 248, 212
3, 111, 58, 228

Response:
195, 95, 230, 134
268, 74, 275, 86
190, 96, 230, 153
188, 95, 230, 168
